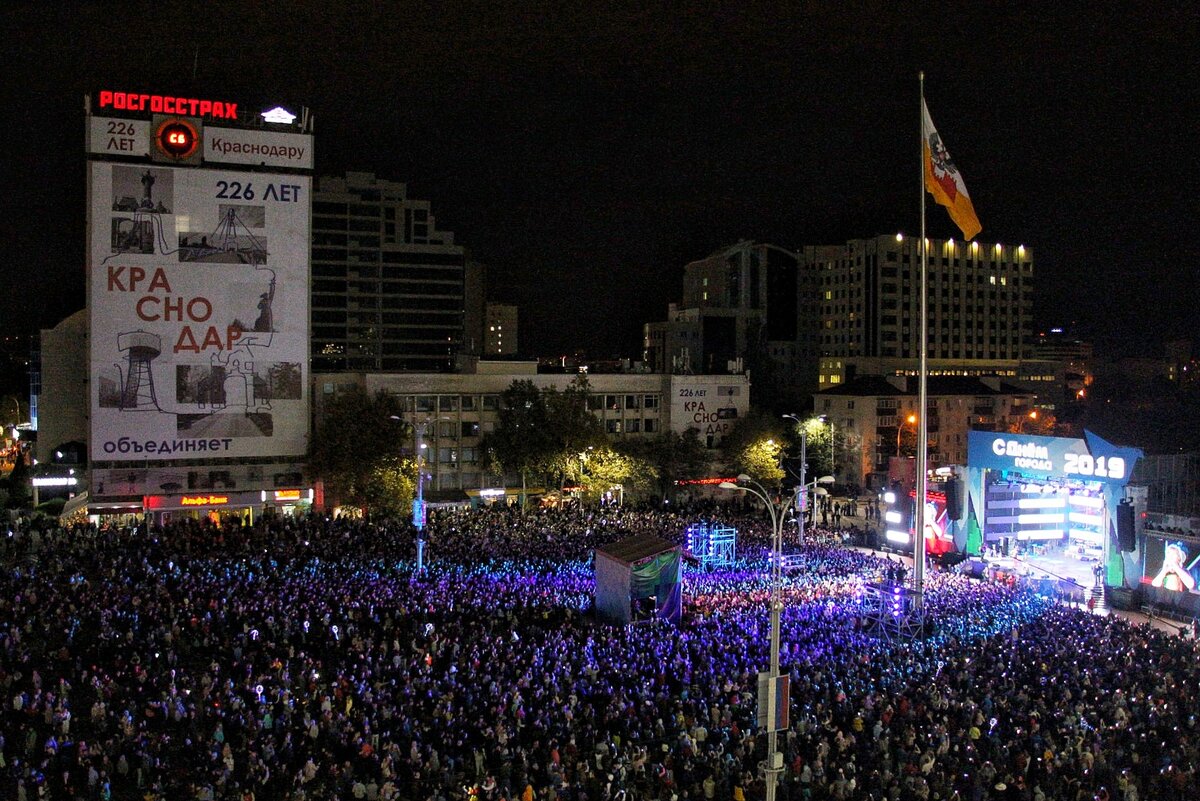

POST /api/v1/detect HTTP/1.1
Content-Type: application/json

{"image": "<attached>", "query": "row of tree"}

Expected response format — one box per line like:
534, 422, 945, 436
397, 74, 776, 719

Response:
309, 377, 764, 516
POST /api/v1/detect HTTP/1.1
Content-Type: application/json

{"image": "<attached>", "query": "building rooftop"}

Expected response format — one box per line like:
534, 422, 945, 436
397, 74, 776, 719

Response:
818, 375, 1033, 397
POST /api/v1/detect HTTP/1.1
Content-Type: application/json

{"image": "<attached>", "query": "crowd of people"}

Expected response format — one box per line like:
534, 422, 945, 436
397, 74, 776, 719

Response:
1, 504, 1197, 801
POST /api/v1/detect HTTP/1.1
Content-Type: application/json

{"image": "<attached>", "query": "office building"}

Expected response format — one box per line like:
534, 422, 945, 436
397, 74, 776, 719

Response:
311, 172, 471, 372
644, 241, 804, 393
316, 363, 750, 499
809, 235, 1034, 389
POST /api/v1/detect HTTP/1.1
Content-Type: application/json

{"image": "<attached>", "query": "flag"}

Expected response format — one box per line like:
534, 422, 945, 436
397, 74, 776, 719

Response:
922, 101, 981, 240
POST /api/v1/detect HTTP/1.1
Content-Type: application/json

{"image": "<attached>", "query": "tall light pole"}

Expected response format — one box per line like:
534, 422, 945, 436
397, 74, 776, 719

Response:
719, 470, 789, 801
896, 413, 917, 457
725, 424, 834, 801
577, 445, 594, 517
414, 420, 428, 572
393, 414, 429, 573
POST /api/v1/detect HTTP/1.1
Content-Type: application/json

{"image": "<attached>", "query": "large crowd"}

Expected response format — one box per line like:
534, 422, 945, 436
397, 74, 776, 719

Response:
1, 505, 1197, 801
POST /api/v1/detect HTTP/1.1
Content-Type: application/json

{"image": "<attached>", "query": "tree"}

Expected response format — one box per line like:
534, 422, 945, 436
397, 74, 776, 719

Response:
720, 410, 786, 487
620, 428, 709, 501
1006, 409, 1057, 438
482, 380, 556, 501
544, 375, 607, 459
309, 385, 414, 513
563, 445, 658, 506
358, 456, 418, 519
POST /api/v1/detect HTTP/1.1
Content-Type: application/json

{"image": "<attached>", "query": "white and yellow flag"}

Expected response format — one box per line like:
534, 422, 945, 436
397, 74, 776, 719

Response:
922, 101, 981, 240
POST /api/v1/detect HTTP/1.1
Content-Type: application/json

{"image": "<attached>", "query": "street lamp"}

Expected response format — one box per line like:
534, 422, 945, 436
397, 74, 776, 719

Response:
719, 429, 833, 801
896, 413, 917, 457
577, 445, 594, 516
391, 414, 429, 573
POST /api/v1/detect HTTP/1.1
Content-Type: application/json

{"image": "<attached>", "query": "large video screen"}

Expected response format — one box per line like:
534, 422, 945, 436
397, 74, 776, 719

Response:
1141, 535, 1200, 594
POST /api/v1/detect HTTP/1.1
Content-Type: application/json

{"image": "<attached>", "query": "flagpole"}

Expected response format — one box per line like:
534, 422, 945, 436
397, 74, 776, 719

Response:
914, 72, 928, 610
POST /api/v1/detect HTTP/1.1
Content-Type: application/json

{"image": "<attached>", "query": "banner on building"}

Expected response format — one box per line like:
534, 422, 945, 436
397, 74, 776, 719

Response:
88, 163, 310, 462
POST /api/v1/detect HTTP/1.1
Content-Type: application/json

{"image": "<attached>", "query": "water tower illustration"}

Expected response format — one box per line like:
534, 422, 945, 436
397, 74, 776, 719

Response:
117, 330, 162, 410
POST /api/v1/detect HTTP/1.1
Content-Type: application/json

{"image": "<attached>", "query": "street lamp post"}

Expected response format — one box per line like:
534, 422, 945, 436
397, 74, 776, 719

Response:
577, 446, 594, 518
719, 470, 789, 801
896, 413, 917, 457
393, 414, 429, 573
414, 421, 428, 572
721, 428, 834, 801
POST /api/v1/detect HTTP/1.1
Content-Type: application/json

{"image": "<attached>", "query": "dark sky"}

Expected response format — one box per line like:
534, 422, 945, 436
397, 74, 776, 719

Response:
5, 3, 1198, 358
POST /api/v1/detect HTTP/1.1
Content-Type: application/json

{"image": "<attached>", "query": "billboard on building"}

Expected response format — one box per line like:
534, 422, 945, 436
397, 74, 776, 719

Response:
670, 376, 748, 447
88, 162, 310, 462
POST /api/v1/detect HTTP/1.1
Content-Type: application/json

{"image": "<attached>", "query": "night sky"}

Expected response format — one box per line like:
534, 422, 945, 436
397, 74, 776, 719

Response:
5, 3, 1198, 358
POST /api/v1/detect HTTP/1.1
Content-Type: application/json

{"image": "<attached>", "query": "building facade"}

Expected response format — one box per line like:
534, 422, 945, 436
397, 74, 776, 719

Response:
645, 236, 1038, 401
82, 90, 315, 520
484, 303, 519, 356
35, 311, 88, 466
644, 241, 805, 383
315, 364, 750, 496
311, 172, 474, 373
809, 235, 1034, 389
814, 374, 1036, 488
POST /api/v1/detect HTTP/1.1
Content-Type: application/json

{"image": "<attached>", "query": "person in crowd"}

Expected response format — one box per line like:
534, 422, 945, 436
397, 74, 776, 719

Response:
0, 505, 1195, 801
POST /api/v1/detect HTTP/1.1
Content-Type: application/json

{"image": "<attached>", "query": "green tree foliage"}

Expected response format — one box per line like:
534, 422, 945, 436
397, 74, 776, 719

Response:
482, 380, 556, 495
359, 456, 418, 519
545, 375, 607, 457
563, 446, 658, 505
309, 385, 414, 513
720, 409, 786, 487
619, 428, 709, 500
484, 377, 611, 497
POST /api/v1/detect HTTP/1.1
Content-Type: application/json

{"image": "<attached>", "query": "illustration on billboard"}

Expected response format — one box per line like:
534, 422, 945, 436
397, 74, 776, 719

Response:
112, 167, 173, 214
89, 163, 309, 461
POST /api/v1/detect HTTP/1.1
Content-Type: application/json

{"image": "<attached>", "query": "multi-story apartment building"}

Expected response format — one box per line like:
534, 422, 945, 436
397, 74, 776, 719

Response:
808, 234, 1035, 388
644, 241, 804, 381
311, 172, 473, 372
814, 374, 1036, 488
645, 236, 1045, 400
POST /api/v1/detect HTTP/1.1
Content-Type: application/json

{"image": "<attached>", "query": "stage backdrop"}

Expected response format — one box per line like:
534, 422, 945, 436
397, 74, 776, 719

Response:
964, 430, 1143, 587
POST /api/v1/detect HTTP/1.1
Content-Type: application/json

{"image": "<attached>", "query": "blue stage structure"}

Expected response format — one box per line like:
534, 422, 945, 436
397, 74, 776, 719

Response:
686, 522, 737, 569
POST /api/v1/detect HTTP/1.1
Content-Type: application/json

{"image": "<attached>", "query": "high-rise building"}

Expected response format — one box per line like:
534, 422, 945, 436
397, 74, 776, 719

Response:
808, 235, 1034, 388
311, 172, 470, 372
644, 236, 1040, 400
644, 241, 802, 387
484, 303, 519, 356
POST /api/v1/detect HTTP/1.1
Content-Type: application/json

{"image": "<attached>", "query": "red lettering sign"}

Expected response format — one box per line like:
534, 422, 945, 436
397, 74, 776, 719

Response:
99, 90, 238, 120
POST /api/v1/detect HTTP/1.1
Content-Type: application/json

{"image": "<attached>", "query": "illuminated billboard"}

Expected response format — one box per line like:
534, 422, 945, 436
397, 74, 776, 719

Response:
88, 163, 310, 462
1142, 535, 1200, 594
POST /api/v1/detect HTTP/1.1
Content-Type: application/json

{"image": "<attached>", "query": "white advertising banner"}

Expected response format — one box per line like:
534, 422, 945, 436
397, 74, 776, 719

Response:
204, 126, 314, 170
88, 162, 310, 462
87, 117, 151, 158
669, 377, 747, 446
